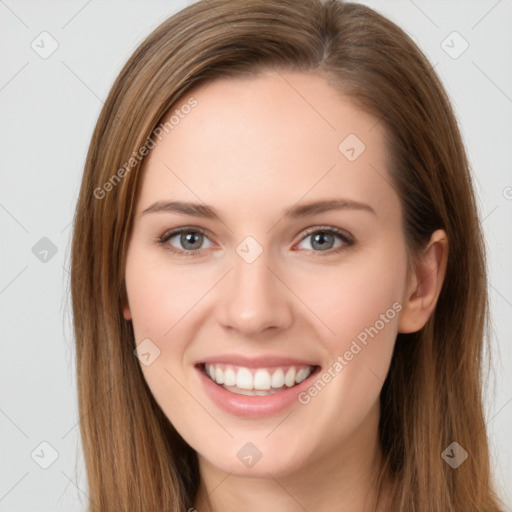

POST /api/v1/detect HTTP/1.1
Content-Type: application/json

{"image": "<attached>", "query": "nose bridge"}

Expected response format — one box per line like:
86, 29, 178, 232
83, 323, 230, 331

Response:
216, 239, 292, 334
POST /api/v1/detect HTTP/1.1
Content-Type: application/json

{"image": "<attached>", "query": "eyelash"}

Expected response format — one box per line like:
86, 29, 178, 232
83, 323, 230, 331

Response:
158, 225, 355, 258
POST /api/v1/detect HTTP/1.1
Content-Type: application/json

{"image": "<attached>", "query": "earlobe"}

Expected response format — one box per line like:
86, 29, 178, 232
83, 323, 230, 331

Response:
122, 292, 132, 321
123, 304, 132, 321
398, 229, 449, 334
121, 283, 132, 321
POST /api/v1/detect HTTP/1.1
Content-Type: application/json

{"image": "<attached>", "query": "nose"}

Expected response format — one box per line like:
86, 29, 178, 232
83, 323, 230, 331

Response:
216, 246, 293, 336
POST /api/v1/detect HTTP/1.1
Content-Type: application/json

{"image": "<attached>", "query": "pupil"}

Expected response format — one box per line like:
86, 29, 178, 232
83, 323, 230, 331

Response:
182, 232, 202, 249
313, 232, 333, 250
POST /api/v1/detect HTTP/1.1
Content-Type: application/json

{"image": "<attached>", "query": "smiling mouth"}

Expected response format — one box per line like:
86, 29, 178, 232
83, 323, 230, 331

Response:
198, 363, 320, 396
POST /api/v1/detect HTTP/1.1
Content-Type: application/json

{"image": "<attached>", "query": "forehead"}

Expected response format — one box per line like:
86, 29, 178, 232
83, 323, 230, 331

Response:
137, 70, 397, 223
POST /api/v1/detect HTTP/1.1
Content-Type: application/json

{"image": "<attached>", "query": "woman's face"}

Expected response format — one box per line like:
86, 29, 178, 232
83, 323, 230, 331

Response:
123, 70, 413, 478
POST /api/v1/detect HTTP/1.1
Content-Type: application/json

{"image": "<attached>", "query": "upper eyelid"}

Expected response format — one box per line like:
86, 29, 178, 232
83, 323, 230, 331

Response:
300, 225, 353, 241
160, 225, 213, 242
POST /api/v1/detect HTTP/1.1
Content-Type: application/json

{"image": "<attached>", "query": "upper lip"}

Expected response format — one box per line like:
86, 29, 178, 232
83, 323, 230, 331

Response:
197, 354, 320, 369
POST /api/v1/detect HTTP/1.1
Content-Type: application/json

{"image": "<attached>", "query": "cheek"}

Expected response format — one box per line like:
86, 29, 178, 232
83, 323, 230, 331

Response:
125, 246, 213, 342
292, 242, 406, 426
124, 248, 220, 415
296, 241, 407, 353
124, 248, 211, 434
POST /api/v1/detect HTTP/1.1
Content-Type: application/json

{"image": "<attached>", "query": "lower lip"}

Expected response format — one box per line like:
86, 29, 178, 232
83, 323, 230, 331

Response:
196, 365, 321, 418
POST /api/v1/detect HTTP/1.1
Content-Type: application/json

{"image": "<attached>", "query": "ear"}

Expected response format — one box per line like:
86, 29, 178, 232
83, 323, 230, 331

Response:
398, 229, 449, 333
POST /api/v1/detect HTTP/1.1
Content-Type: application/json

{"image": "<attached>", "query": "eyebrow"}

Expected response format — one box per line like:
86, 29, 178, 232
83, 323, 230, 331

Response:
141, 198, 376, 220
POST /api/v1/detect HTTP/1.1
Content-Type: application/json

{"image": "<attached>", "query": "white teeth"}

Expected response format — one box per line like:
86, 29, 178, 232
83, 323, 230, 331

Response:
224, 367, 236, 386
271, 368, 285, 388
204, 363, 314, 393
253, 369, 271, 390
284, 367, 296, 387
295, 367, 310, 384
236, 368, 253, 390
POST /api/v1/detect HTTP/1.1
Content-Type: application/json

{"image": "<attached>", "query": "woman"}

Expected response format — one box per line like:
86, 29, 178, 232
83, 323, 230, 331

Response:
70, 0, 506, 510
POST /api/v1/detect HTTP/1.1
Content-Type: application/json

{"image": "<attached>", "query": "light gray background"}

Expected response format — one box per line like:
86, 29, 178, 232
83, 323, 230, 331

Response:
1, 1, 511, 510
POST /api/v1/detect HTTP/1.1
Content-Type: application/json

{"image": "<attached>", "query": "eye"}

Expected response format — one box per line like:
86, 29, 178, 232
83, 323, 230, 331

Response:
295, 226, 354, 254
159, 227, 213, 256
159, 225, 354, 257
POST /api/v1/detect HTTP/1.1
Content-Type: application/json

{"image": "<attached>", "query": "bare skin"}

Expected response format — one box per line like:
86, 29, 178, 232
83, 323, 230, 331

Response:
122, 70, 448, 512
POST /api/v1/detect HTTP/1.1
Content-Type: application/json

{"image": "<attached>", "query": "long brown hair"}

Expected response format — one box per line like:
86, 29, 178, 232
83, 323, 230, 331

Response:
70, 0, 505, 510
